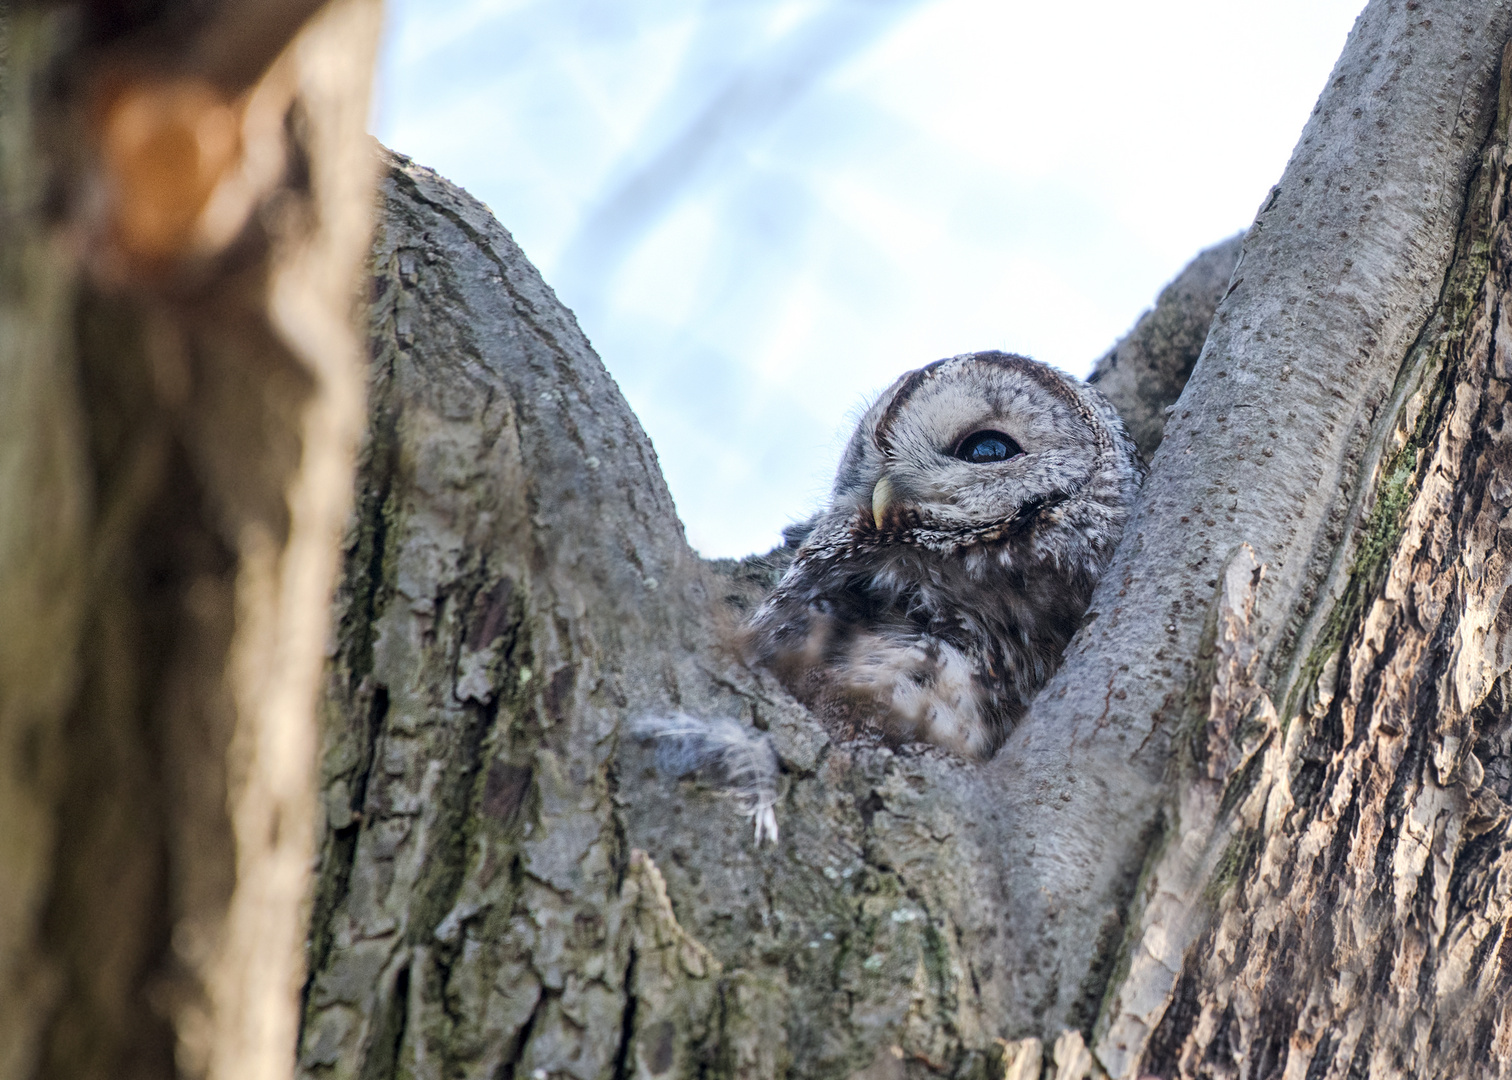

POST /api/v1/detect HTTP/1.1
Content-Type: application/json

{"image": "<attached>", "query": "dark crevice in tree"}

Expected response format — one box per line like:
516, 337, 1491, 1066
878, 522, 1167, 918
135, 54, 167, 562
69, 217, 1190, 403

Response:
416, 679, 502, 1052
300, 240, 407, 1050
301, 681, 390, 1035
360, 961, 411, 1080
1304, 1030, 1337, 1080
1142, 967, 1202, 1077
338, 277, 402, 694
612, 947, 640, 1080
495, 992, 543, 1080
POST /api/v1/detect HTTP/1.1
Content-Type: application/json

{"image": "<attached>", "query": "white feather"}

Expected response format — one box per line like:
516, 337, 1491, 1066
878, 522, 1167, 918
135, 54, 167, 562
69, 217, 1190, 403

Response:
629, 713, 780, 845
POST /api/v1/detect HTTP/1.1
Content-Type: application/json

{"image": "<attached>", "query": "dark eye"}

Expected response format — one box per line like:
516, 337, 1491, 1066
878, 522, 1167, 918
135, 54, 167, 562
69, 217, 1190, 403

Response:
954, 430, 1023, 464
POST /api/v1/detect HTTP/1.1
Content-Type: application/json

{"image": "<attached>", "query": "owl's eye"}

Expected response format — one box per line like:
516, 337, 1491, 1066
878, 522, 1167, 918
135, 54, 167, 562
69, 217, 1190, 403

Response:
954, 430, 1023, 464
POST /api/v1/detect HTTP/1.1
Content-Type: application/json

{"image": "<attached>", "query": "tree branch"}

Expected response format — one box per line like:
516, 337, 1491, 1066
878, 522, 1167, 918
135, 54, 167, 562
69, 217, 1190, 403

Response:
1087, 233, 1243, 461
1000, 0, 1512, 1056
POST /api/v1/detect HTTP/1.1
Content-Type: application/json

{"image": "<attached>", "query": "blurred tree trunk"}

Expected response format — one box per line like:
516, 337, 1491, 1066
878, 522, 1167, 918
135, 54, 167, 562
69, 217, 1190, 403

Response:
0, 2, 379, 1078
295, 3, 1512, 1079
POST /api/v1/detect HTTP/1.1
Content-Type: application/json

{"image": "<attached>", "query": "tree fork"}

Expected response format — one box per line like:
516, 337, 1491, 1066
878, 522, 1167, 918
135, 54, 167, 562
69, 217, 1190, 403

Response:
6, 0, 1512, 1077
298, 3, 1512, 1074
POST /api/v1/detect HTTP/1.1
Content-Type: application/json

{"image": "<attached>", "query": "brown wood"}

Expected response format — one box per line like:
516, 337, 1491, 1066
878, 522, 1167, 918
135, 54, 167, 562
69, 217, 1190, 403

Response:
0, 2, 380, 1077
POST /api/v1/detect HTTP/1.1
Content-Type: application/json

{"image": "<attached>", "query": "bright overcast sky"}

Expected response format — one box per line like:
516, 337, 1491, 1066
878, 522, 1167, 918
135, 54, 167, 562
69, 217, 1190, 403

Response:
375, 0, 1366, 558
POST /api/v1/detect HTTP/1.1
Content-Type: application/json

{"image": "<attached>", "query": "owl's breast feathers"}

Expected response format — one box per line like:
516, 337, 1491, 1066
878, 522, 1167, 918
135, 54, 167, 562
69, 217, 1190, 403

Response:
749, 517, 1102, 755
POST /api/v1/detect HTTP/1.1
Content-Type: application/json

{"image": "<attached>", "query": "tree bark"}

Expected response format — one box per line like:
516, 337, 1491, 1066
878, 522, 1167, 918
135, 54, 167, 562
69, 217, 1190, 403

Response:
0, 2, 379, 1078
296, 5, 1512, 1076
1086, 234, 1243, 462
1106, 39, 1512, 1080
993, 3, 1512, 1063
299, 4, 1512, 1075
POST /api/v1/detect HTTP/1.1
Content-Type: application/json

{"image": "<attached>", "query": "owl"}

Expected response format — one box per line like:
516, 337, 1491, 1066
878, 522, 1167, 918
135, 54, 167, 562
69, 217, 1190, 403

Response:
747, 350, 1144, 759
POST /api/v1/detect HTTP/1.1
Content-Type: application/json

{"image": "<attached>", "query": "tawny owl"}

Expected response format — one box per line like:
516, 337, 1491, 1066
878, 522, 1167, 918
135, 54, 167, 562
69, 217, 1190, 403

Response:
747, 350, 1144, 759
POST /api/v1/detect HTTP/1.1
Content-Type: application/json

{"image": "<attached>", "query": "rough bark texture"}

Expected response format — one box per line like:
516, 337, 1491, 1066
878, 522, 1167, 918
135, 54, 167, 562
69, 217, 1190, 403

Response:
297, 3, 1512, 1074
299, 152, 1043, 1080
1105, 55, 1512, 1079
0, 2, 379, 1077
992, 0, 1512, 1054
1086, 234, 1243, 461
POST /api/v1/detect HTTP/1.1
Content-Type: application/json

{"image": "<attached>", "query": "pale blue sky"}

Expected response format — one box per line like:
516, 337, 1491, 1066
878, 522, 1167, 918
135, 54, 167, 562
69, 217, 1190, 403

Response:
374, 0, 1365, 557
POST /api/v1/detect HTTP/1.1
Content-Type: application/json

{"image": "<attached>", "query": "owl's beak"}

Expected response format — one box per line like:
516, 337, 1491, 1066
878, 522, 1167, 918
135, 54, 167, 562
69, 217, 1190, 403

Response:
871, 476, 896, 530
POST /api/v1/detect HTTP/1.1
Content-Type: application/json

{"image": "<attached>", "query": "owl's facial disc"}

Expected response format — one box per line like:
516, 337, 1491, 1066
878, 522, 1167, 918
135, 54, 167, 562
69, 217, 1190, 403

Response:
867, 402, 1096, 534
832, 351, 1108, 540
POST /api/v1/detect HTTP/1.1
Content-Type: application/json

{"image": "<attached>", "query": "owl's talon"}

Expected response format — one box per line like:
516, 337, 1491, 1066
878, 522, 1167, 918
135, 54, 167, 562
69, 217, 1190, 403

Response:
753, 804, 779, 846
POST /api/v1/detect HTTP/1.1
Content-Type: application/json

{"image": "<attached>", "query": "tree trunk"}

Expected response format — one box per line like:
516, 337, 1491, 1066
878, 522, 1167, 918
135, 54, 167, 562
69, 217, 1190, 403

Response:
0, 3, 380, 1078
295, 4, 1512, 1078
1106, 37, 1512, 1080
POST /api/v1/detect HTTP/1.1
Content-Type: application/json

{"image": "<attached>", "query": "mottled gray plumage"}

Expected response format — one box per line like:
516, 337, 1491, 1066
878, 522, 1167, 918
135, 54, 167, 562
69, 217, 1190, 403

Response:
748, 351, 1144, 758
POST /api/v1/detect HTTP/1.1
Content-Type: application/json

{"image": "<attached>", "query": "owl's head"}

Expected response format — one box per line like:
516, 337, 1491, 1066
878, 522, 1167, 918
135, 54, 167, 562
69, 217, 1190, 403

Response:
824, 351, 1141, 553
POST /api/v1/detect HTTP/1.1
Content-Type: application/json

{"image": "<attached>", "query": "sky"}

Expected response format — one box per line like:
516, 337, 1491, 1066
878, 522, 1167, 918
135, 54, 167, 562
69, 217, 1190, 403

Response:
374, 0, 1367, 558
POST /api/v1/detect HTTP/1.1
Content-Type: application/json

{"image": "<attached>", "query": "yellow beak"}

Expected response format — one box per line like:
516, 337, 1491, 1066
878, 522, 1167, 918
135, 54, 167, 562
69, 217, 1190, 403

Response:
871, 476, 895, 530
